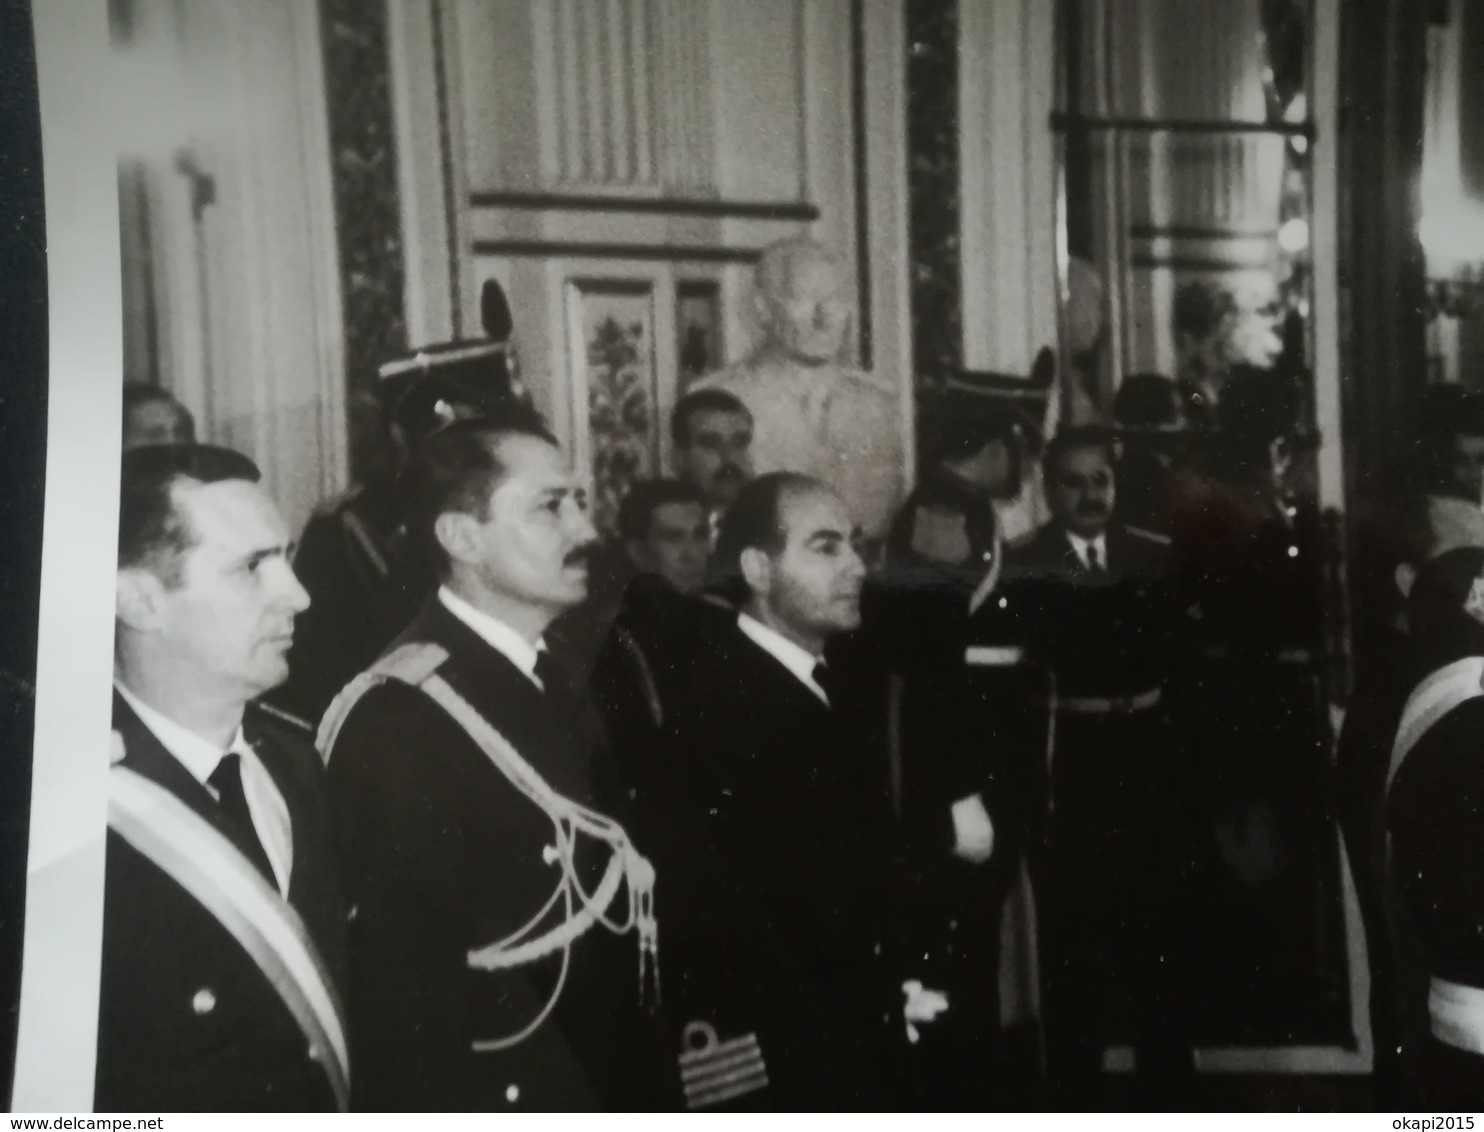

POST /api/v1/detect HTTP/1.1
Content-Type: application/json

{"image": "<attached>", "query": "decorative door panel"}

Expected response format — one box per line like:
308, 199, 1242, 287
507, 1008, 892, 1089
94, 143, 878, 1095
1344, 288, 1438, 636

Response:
476, 255, 736, 535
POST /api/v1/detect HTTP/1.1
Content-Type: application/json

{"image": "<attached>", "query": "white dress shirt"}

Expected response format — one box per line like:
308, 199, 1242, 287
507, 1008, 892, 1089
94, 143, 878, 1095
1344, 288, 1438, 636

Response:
1065, 530, 1108, 572
438, 585, 546, 688
737, 613, 829, 705
114, 681, 293, 894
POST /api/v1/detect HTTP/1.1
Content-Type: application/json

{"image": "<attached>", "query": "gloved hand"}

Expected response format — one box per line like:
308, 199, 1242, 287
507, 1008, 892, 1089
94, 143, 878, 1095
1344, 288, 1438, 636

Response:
902, 979, 950, 1044
950, 792, 995, 864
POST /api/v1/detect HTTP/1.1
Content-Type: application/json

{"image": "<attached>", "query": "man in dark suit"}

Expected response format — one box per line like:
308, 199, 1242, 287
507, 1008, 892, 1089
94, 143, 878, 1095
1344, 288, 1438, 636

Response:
652, 472, 945, 1110
877, 410, 1043, 1108
103, 444, 348, 1111
319, 414, 664, 1111
1005, 427, 1192, 1107
589, 480, 728, 819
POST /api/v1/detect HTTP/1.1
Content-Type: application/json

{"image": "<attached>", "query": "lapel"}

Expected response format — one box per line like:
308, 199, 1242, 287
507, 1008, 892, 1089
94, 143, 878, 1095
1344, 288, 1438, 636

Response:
410, 598, 596, 803
111, 690, 295, 897
112, 690, 225, 835
723, 620, 833, 725
1036, 526, 1087, 577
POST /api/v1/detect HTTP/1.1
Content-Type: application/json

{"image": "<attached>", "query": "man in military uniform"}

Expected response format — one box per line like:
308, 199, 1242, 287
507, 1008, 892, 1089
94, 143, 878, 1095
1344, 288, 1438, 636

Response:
650, 473, 947, 1109
102, 444, 347, 1111
319, 413, 664, 1110
1005, 427, 1192, 1107
280, 334, 530, 723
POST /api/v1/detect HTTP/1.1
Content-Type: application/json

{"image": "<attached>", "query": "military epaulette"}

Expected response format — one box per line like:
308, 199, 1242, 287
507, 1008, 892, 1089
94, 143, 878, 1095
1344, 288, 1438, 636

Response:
1124, 524, 1173, 547
249, 699, 315, 738
316, 642, 451, 763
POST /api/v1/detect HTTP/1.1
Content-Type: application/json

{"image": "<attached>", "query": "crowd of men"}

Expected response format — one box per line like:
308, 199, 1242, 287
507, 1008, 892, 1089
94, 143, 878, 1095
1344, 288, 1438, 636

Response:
101, 235, 1484, 1112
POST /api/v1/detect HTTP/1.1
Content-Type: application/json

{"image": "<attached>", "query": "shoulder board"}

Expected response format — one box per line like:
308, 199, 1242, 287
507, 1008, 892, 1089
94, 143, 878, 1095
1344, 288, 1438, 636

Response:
249, 699, 315, 738
316, 642, 452, 763
1123, 525, 1172, 547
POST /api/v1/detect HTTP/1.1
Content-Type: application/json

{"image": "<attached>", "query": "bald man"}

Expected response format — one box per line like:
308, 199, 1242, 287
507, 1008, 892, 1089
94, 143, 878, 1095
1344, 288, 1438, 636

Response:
692, 236, 901, 540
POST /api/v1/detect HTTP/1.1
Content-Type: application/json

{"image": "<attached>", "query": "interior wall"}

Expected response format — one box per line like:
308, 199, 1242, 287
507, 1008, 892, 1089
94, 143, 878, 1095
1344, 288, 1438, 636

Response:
387, 0, 914, 527
112, 0, 347, 533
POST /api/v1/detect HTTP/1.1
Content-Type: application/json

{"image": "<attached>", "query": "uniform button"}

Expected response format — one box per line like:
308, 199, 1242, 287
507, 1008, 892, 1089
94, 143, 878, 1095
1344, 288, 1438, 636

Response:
1287, 545, 1299, 558
192, 988, 216, 1015
505, 1083, 520, 1104
308, 1044, 323, 1063
872, 942, 882, 956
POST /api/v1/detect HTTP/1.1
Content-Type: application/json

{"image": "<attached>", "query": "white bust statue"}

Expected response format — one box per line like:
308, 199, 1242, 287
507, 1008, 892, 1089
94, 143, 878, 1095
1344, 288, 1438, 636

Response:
692, 235, 901, 538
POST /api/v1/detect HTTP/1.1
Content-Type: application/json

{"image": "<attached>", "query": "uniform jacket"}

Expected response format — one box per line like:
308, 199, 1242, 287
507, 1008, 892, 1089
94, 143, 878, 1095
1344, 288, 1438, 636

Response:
323, 598, 660, 1111
96, 693, 347, 1112
651, 617, 908, 1109
1004, 521, 1173, 699
588, 574, 733, 822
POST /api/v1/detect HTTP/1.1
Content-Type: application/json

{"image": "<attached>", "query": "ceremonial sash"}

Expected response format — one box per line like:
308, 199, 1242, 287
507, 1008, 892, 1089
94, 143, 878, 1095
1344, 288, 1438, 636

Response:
1430, 977, 1484, 1057
108, 766, 350, 1111
1387, 656, 1484, 792
1384, 656, 1484, 1058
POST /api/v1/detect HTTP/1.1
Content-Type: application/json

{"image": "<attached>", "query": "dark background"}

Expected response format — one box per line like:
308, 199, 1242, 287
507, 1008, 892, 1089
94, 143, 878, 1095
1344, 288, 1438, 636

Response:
0, 0, 49, 1108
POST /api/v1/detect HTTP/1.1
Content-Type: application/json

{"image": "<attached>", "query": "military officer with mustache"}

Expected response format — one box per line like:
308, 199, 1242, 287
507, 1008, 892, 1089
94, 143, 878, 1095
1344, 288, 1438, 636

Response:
1004, 426, 1193, 1107
319, 412, 666, 1110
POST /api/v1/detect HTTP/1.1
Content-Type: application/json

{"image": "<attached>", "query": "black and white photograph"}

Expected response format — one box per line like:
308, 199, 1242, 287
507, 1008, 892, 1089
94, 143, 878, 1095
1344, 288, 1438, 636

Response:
9, 0, 1484, 1115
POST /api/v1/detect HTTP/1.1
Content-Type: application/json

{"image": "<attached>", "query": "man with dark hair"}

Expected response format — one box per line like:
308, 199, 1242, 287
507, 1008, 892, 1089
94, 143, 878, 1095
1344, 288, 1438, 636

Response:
615, 479, 711, 596
103, 444, 348, 1111
1006, 427, 1190, 1106
669, 388, 754, 520
652, 472, 941, 1109
318, 417, 663, 1111
279, 349, 534, 723
122, 384, 196, 451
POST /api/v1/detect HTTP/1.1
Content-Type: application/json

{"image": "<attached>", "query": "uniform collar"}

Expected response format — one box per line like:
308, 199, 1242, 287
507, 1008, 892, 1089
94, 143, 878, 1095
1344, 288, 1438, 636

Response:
737, 612, 828, 705
438, 585, 544, 683
113, 679, 249, 787
1064, 529, 1108, 568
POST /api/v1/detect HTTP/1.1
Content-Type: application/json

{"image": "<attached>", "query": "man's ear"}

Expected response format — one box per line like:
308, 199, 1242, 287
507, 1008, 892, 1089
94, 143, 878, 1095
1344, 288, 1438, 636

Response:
739, 546, 772, 596
434, 511, 480, 570
116, 567, 166, 632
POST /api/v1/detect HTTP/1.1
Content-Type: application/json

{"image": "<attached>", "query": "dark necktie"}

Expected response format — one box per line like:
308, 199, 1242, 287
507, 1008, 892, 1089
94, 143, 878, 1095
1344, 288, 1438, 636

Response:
811, 661, 838, 707
208, 751, 276, 887
1086, 543, 1104, 574
534, 648, 569, 699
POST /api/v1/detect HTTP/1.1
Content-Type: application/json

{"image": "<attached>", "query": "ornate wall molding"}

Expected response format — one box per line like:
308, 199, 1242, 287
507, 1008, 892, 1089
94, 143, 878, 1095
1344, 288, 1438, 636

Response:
320, 0, 406, 406
905, 0, 961, 381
